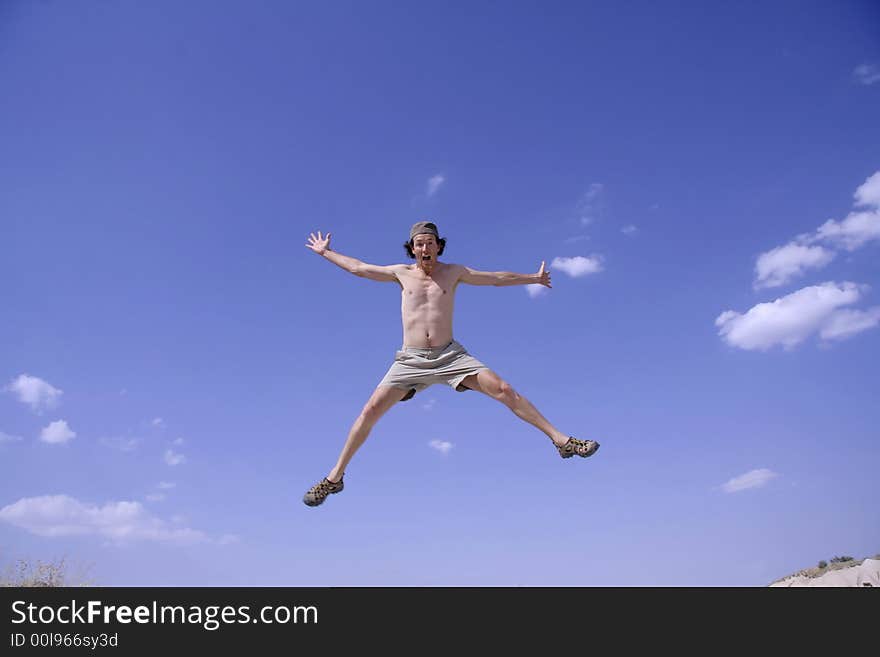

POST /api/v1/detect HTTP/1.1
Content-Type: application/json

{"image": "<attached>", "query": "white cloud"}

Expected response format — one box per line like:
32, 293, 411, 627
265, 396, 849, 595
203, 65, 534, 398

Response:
621, 224, 638, 236
164, 449, 186, 466
40, 420, 76, 445
5, 374, 62, 413
429, 439, 453, 455
854, 171, 880, 208
813, 209, 880, 252
421, 398, 436, 411
426, 174, 445, 197
526, 283, 548, 298
716, 281, 877, 350
0, 431, 24, 443
0, 494, 206, 544
754, 242, 835, 289
152, 417, 165, 428
750, 171, 880, 287
819, 306, 880, 341
584, 182, 603, 200
721, 468, 778, 493
100, 436, 141, 452
172, 437, 185, 446
853, 63, 880, 86
576, 183, 604, 225
146, 481, 176, 502
551, 255, 604, 277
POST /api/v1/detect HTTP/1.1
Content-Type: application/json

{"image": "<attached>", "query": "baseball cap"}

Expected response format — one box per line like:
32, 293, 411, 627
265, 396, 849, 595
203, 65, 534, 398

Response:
409, 221, 439, 240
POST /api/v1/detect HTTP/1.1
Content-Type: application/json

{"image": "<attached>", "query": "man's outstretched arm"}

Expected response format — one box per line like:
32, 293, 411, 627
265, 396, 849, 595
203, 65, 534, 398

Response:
305, 231, 400, 282
457, 261, 552, 288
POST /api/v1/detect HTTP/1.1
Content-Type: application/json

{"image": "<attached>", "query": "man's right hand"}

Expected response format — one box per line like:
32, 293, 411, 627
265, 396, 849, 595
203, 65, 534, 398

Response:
306, 231, 331, 255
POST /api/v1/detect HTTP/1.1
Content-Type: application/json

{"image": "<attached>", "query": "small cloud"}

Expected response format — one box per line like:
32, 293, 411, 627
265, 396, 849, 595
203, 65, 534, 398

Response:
40, 420, 76, 445
854, 171, 880, 208
0, 431, 24, 444
119, 388, 127, 396
748, 171, 880, 287
721, 468, 779, 493
421, 398, 436, 411
584, 182, 604, 200
146, 482, 174, 503
526, 284, 548, 298
0, 494, 207, 544
853, 63, 880, 86
164, 449, 186, 466
429, 439, 453, 455
716, 281, 878, 350
754, 242, 835, 289
621, 224, 638, 236
819, 306, 880, 341
564, 235, 590, 244
152, 417, 165, 428
551, 255, 604, 277
5, 374, 62, 413
814, 210, 880, 252
426, 173, 446, 197
172, 437, 185, 446
576, 183, 605, 225
217, 534, 240, 546
100, 436, 141, 452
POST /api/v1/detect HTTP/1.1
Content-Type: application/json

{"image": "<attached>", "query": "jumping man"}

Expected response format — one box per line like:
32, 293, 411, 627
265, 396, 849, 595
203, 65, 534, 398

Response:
303, 221, 599, 506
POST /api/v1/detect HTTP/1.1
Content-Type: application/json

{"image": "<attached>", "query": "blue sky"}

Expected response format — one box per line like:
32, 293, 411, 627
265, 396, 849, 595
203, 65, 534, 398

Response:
1, 0, 878, 586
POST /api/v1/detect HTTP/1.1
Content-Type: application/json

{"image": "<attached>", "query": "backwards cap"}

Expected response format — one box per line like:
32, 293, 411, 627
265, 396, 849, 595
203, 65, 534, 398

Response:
409, 221, 439, 240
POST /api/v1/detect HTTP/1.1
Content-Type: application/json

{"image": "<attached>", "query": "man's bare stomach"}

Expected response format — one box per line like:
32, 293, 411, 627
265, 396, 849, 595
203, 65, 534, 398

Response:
401, 320, 454, 349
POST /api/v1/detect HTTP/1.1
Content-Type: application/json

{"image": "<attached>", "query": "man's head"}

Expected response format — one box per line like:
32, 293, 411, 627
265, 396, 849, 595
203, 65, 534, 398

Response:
403, 220, 446, 259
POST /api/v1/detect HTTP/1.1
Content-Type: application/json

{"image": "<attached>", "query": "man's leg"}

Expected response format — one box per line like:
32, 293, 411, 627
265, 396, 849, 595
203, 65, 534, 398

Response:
326, 384, 412, 482
459, 370, 570, 447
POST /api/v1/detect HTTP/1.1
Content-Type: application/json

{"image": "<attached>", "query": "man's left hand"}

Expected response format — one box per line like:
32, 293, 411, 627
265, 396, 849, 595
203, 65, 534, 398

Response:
536, 261, 552, 288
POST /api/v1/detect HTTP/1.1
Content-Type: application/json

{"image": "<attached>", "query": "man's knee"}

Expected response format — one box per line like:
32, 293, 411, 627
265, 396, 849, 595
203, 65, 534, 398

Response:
360, 387, 407, 423
495, 380, 519, 404
359, 402, 381, 424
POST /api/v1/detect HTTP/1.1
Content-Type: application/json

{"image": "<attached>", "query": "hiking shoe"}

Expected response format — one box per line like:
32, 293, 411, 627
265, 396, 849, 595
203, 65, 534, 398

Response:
557, 436, 600, 459
303, 476, 344, 507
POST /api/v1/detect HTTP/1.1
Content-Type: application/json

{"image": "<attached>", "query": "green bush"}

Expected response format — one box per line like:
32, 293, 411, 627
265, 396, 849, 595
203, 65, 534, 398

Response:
817, 560, 827, 569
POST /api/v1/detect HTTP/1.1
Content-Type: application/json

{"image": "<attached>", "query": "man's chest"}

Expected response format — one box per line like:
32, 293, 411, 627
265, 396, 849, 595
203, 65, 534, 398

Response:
400, 269, 459, 302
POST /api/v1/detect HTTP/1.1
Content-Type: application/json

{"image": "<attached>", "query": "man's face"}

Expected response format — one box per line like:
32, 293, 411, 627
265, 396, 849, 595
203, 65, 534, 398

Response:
412, 234, 439, 264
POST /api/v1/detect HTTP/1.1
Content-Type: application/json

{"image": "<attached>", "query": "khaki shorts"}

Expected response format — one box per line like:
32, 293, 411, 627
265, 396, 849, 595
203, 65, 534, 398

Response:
378, 339, 489, 401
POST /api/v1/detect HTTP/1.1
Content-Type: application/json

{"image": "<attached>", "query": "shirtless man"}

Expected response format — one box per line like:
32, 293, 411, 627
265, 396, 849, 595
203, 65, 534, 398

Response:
302, 221, 599, 506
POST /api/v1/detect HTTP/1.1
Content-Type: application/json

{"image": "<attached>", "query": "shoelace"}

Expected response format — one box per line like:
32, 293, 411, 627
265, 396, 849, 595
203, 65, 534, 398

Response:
311, 480, 333, 496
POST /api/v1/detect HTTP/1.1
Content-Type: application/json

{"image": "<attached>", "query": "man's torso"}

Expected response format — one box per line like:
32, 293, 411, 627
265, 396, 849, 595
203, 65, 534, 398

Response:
395, 262, 461, 348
